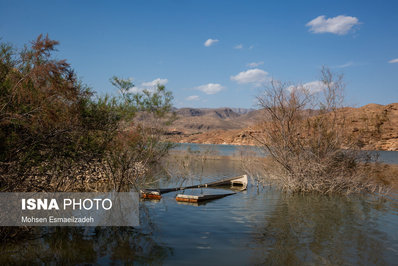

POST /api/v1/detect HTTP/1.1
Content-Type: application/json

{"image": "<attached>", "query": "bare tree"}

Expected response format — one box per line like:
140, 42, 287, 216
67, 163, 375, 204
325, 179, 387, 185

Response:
250, 67, 384, 194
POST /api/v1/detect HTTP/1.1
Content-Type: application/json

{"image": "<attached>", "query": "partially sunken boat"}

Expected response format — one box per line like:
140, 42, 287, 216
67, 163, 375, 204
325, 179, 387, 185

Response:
140, 174, 248, 199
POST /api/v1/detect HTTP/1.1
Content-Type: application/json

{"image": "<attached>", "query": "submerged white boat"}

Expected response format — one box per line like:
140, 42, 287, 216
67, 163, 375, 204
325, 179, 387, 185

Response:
141, 174, 248, 199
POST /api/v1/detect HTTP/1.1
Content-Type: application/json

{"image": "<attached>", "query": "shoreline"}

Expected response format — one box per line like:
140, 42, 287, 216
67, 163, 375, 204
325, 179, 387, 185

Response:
169, 141, 398, 152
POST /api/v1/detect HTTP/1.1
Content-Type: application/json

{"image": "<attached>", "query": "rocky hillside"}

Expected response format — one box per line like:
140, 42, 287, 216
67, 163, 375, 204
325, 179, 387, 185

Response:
165, 103, 398, 151
166, 107, 264, 134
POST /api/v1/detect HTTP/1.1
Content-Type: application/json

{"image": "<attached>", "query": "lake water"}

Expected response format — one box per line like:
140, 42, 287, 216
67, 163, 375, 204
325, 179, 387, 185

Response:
1, 147, 398, 264
173, 143, 398, 164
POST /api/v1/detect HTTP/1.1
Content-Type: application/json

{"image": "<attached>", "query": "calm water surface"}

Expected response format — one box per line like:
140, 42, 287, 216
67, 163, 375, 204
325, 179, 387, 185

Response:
173, 143, 398, 164
1, 148, 398, 265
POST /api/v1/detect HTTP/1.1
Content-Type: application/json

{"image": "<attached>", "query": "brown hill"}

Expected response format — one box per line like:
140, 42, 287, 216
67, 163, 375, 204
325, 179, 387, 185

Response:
165, 103, 398, 151
167, 107, 256, 134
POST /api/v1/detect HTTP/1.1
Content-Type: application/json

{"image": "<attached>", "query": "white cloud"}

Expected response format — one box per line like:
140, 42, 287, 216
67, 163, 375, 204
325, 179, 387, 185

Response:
128, 78, 168, 93
288, 81, 326, 94
195, 83, 224, 95
204, 38, 219, 47
141, 78, 168, 87
389, 58, 398, 64
230, 68, 270, 87
247, 61, 264, 68
234, 44, 243, 49
186, 95, 200, 101
306, 15, 360, 35
303, 81, 326, 93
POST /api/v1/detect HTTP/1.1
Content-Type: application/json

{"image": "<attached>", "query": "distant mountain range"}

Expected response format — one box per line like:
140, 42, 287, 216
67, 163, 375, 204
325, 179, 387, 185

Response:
166, 103, 398, 151
167, 107, 264, 134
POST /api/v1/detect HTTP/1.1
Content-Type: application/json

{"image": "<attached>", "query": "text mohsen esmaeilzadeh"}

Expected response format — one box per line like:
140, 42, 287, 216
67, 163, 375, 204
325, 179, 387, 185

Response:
0, 192, 139, 226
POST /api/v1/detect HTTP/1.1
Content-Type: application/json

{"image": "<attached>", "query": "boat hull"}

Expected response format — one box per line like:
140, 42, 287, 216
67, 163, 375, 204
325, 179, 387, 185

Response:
140, 174, 248, 199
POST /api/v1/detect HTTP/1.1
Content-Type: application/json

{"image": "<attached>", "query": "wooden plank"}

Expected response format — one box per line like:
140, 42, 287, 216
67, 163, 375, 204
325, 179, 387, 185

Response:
175, 192, 236, 203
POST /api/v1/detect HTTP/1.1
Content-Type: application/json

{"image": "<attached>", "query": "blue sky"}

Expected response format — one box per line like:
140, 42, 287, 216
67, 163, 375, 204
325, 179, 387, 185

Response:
1, 0, 397, 108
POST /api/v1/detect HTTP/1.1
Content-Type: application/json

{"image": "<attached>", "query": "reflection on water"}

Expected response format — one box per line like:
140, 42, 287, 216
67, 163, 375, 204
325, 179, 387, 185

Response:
1, 158, 398, 264
1, 207, 172, 265
251, 193, 398, 265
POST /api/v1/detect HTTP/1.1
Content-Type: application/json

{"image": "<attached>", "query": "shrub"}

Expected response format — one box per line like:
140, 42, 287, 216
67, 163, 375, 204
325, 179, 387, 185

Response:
0, 35, 174, 193
250, 67, 384, 194
0, 34, 175, 242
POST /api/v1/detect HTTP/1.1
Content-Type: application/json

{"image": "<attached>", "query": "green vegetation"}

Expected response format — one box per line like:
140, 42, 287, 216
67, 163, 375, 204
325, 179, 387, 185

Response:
0, 34, 175, 242
0, 34, 174, 193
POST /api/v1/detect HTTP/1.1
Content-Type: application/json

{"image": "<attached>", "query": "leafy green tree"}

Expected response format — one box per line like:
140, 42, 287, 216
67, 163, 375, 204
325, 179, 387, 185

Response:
103, 76, 175, 191
0, 35, 174, 193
